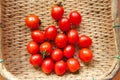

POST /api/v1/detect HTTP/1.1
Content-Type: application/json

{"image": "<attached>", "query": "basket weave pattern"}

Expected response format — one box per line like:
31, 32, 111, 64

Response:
0, 0, 119, 80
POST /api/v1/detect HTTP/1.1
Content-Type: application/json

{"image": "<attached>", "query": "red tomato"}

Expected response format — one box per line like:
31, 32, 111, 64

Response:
54, 60, 67, 76
58, 17, 71, 32
40, 42, 53, 56
25, 14, 40, 29
67, 58, 80, 72
78, 48, 93, 62
78, 35, 92, 48
69, 11, 82, 26
30, 54, 42, 67
31, 30, 45, 43
27, 41, 39, 55
68, 29, 79, 44
41, 58, 54, 74
51, 48, 63, 61
63, 45, 75, 58
55, 33, 68, 48
45, 26, 57, 40
51, 5, 64, 20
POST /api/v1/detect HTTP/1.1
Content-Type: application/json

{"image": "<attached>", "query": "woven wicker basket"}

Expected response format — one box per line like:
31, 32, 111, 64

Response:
0, 0, 120, 80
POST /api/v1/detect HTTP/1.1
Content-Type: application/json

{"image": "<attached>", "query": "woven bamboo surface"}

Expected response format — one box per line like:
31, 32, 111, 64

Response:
0, 0, 120, 80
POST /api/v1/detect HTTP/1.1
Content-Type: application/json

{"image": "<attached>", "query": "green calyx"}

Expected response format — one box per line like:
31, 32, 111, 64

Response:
57, 2, 62, 6
41, 51, 47, 59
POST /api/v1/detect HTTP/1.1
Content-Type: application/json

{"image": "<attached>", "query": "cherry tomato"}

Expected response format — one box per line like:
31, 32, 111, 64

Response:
68, 29, 79, 44
51, 48, 63, 61
51, 4, 64, 20
31, 30, 45, 43
67, 58, 80, 73
27, 41, 39, 55
40, 42, 53, 56
55, 33, 68, 48
45, 26, 57, 40
30, 54, 42, 67
78, 48, 93, 62
58, 17, 71, 32
25, 14, 40, 29
41, 58, 54, 74
78, 35, 92, 48
69, 11, 82, 26
63, 45, 75, 58
54, 60, 67, 76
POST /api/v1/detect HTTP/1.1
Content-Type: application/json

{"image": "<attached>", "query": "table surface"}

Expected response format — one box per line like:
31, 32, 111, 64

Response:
0, 0, 120, 80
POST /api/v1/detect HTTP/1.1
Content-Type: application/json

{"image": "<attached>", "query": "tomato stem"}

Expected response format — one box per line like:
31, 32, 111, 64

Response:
41, 51, 47, 59
57, 2, 62, 6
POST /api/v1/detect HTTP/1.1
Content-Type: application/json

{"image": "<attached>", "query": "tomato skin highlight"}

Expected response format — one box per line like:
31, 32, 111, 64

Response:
41, 58, 54, 74
68, 29, 79, 44
51, 48, 63, 61
51, 5, 64, 20
30, 54, 43, 67
25, 14, 40, 29
58, 17, 71, 32
31, 30, 45, 43
63, 45, 75, 58
27, 41, 39, 55
69, 11, 82, 26
78, 35, 92, 48
45, 26, 57, 40
40, 42, 53, 56
55, 33, 68, 48
78, 48, 93, 62
54, 60, 67, 76
67, 58, 80, 72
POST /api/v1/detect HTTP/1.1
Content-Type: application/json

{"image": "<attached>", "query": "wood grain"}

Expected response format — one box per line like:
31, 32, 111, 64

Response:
113, 71, 120, 80
0, 75, 4, 80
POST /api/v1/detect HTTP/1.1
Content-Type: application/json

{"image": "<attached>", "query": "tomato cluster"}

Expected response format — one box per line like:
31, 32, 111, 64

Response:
25, 3, 93, 76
